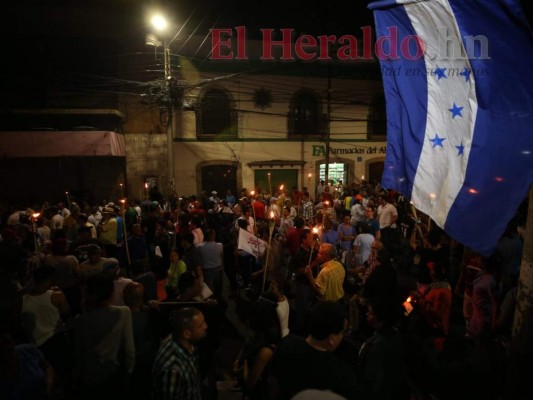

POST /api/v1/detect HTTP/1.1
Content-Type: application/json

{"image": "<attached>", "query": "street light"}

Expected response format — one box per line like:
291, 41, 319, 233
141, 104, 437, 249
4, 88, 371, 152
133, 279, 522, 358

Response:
150, 14, 172, 81
151, 15, 168, 31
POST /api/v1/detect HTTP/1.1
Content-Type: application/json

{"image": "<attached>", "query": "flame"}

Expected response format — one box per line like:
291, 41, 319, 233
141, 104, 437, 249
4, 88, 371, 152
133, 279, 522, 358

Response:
270, 211, 275, 219
406, 296, 412, 303
251, 190, 255, 196
312, 227, 318, 234
280, 184, 284, 190
32, 213, 41, 219
144, 183, 148, 189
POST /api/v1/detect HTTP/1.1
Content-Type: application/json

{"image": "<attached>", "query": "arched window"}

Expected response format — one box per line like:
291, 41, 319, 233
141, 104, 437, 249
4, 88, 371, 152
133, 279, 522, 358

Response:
196, 89, 237, 139
367, 94, 387, 139
288, 91, 323, 136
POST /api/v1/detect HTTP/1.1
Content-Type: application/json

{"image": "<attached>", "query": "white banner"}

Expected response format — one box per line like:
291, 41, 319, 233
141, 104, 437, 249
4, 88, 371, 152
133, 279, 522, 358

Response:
237, 228, 267, 258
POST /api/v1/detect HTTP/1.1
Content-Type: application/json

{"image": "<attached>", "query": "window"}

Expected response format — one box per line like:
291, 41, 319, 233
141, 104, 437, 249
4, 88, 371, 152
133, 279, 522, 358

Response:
367, 94, 387, 139
288, 91, 324, 137
196, 89, 238, 139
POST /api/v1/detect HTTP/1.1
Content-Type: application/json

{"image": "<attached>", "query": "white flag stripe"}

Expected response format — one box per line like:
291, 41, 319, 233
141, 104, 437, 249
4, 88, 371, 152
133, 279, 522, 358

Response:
406, 0, 478, 226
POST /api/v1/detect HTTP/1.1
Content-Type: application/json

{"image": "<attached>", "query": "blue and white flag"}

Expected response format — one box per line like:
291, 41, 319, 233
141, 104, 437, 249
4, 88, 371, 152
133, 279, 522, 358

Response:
369, 0, 533, 255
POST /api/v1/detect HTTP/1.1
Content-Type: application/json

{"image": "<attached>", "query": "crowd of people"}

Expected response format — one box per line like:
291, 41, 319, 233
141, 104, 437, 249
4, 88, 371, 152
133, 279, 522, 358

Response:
0, 180, 527, 399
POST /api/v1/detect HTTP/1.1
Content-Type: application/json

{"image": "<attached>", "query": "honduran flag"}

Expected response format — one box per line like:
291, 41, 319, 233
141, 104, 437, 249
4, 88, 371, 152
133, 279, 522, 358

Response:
369, 0, 533, 255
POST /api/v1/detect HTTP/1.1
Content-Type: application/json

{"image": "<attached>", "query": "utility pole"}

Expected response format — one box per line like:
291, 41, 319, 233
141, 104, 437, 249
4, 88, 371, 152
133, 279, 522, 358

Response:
148, 14, 182, 197
324, 64, 332, 188
163, 39, 176, 195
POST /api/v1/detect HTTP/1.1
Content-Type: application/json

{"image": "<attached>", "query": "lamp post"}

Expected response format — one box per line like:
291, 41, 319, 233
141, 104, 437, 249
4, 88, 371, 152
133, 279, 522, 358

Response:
150, 13, 178, 196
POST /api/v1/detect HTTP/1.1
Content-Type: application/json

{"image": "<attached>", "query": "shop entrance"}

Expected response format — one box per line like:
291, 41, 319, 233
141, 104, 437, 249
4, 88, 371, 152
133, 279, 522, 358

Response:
319, 163, 347, 186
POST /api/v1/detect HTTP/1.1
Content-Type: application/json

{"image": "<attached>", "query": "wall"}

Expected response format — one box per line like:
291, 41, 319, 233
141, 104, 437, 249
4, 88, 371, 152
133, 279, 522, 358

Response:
124, 133, 168, 200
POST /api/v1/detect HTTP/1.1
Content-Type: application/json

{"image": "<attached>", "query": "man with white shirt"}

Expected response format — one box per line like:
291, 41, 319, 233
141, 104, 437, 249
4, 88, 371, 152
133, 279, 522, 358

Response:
50, 206, 64, 231
377, 194, 398, 251
58, 202, 70, 218
267, 197, 281, 219
7, 209, 27, 226
353, 223, 375, 266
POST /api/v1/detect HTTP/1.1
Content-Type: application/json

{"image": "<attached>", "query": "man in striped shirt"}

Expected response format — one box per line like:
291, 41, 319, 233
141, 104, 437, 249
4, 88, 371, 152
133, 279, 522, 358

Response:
152, 308, 208, 400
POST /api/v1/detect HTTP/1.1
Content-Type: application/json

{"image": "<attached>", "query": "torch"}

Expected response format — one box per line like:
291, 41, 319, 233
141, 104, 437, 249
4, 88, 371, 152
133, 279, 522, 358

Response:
403, 296, 414, 316
308, 227, 319, 268
262, 211, 276, 294
32, 212, 41, 252
250, 190, 257, 234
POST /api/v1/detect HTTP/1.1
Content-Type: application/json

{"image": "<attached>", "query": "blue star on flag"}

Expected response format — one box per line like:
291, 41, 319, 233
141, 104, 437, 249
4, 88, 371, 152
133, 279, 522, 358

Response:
459, 67, 471, 82
435, 66, 447, 80
456, 142, 465, 156
449, 103, 464, 118
429, 134, 446, 148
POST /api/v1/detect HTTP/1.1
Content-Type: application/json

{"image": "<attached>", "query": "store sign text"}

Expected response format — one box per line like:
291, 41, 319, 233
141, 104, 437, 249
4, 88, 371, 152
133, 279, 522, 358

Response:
312, 145, 386, 156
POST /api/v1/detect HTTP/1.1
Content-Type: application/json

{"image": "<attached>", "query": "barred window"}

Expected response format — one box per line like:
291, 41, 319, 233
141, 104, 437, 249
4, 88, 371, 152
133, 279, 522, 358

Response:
288, 91, 324, 137
196, 89, 237, 139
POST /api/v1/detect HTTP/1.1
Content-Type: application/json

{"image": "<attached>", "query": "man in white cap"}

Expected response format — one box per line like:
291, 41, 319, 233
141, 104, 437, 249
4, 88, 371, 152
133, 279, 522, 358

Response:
208, 191, 220, 204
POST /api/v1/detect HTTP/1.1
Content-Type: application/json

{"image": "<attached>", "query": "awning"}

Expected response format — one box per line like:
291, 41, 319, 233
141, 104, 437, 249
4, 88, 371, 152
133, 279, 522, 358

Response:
0, 131, 125, 157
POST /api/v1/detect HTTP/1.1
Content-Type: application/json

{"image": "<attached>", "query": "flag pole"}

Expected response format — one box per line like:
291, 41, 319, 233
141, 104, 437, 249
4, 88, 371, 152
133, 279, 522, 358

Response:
509, 184, 533, 397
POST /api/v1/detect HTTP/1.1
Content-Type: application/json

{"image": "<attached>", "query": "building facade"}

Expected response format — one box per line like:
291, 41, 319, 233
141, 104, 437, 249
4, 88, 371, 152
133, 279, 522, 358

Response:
124, 60, 388, 199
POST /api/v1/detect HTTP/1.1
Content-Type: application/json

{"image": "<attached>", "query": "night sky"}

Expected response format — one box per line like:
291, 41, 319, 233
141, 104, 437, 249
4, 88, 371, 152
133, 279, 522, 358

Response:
0, 0, 531, 106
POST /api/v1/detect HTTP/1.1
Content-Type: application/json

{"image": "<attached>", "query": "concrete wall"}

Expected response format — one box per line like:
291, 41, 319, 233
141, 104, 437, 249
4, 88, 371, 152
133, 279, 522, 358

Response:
124, 133, 168, 201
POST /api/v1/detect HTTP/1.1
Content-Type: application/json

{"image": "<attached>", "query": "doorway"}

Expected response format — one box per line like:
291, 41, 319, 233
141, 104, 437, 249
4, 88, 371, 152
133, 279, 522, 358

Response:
368, 161, 385, 186
201, 164, 237, 195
